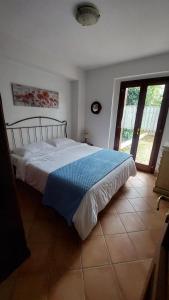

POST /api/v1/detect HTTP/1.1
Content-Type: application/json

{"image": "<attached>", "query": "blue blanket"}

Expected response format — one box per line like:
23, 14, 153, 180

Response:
43, 149, 131, 224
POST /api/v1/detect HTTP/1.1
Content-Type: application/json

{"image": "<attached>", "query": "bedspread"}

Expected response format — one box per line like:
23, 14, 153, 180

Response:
43, 149, 131, 224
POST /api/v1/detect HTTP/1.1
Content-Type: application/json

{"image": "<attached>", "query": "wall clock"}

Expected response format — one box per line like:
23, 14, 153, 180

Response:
91, 101, 102, 114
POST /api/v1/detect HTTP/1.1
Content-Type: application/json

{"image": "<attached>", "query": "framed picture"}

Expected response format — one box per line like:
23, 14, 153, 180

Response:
11, 83, 59, 108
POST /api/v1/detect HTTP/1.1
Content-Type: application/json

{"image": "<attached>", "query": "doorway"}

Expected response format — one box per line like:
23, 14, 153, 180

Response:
114, 77, 169, 173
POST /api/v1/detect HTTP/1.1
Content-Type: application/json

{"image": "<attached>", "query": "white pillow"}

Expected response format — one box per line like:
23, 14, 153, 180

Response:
47, 138, 77, 148
12, 142, 55, 157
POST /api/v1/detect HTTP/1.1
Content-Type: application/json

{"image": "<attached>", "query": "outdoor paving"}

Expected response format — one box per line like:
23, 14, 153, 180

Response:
120, 134, 154, 165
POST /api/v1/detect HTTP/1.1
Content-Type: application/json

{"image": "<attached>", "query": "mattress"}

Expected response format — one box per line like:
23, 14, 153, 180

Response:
11, 143, 136, 239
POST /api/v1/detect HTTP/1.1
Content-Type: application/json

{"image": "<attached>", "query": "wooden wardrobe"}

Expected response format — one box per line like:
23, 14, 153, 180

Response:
0, 94, 30, 282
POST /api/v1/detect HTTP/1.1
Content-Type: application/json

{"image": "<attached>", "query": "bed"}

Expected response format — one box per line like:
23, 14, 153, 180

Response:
7, 116, 136, 239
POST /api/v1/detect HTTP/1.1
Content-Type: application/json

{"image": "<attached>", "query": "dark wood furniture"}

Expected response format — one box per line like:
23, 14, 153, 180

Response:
141, 215, 169, 300
0, 95, 30, 283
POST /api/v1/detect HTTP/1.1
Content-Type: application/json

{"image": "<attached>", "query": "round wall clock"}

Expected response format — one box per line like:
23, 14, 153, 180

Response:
91, 101, 102, 114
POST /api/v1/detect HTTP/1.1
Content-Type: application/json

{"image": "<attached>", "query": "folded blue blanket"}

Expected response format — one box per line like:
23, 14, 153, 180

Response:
43, 149, 131, 224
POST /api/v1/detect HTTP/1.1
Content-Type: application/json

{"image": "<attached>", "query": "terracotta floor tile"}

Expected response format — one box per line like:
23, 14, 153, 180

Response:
137, 172, 156, 185
119, 213, 146, 232
149, 228, 163, 245
52, 215, 77, 238
100, 213, 126, 235
16, 180, 42, 202
89, 221, 103, 237
0, 273, 17, 300
48, 269, 84, 300
124, 180, 133, 188
18, 242, 51, 274
122, 188, 141, 199
113, 187, 126, 199
28, 220, 57, 243
138, 181, 155, 189
12, 172, 165, 300
51, 235, 82, 270
128, 197, 153, 212
12, 273, 48, 300
129, 231, 156, 259
143, 196, 158, 210
114, 198, 135, 213
137, 211, 164, 230
106, 233, 137, 263
35, 206, 57, 222
135, 187, 157, 198
17, 182, 41, 222
101, 198, 117, 215
20, 201, 38, 222
127, 177, 145, 187
84, 266, 122, 300
114, 259, 152, 300
82, 236, 110, 268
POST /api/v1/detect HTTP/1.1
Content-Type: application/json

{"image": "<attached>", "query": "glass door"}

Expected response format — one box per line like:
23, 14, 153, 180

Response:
135, 85, 165, 166
119, 86, 140, 154
114, 78, 169, 173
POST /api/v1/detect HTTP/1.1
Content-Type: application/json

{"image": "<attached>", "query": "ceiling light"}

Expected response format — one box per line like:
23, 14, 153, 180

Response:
75, 3, 100, 26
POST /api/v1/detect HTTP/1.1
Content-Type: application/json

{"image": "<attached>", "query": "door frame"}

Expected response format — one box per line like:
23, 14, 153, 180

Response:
114, 76, 169, 173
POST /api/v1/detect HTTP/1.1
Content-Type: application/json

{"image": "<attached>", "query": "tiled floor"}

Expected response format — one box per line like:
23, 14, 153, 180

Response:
1, 172, 169, 300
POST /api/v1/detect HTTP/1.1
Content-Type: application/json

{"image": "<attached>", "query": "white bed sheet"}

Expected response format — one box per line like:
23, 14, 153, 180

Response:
11, 143, 136, 239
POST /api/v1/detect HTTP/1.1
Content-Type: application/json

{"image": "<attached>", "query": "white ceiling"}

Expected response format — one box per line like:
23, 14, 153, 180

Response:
0, 0, 169, 70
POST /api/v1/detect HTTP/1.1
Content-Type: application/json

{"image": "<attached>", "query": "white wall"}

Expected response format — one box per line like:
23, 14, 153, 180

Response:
71, 80, 79, 140
86, 67, 114, 147
0, 31, 79, 80
0, 57, 72, 136
71, 71, 86, 141
85, 53, 169, 168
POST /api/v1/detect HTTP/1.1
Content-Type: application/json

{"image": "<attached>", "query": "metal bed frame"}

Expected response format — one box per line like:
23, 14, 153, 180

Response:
6, 116, 67, 149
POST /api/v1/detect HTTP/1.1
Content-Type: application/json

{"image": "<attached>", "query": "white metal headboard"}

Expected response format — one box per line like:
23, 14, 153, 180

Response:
6, 116, 67, 149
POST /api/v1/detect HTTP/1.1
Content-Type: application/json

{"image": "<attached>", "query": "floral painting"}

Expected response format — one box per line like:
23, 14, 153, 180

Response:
11, 83, 59, 108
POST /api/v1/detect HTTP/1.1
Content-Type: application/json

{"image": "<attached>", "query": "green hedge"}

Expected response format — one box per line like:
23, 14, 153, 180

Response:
122, 129, 133, 141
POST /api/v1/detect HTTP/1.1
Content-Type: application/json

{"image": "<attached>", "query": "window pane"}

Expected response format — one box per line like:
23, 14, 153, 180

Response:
119, 87, 140, 154
135, 85, 165, 165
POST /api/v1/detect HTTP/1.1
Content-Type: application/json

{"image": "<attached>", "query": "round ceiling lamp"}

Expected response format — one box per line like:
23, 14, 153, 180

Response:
75, 3, 100, 26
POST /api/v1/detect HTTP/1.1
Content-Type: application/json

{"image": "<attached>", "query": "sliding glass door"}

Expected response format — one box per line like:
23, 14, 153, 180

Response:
114, 77, 169, 173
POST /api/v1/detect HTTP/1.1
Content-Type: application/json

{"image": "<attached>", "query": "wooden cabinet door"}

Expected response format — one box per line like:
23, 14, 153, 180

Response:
0, 95, 30, 282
